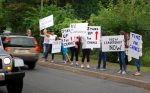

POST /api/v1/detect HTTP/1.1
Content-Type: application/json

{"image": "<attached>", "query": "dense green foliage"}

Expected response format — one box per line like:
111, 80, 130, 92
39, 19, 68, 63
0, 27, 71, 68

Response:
0, 0, 150, 66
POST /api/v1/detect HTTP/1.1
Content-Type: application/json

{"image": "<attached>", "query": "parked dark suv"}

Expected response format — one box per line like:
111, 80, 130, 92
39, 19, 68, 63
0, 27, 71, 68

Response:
2, 35, 40, 69
0, 37, 25, 93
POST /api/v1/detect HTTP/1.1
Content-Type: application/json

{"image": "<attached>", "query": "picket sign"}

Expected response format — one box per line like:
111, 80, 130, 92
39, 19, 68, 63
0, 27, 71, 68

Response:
70, 23, 88, 37
128, 32, 142, 59
61, 28, 75, 48
83, 26, 101, 48
102, 35, 125, 52
52, 40, 61, 53
39, 15, 54, 30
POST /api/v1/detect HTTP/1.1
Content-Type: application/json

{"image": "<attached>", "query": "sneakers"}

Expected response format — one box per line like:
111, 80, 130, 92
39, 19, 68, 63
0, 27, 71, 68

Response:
117, 70, 122, 74
51, 60, 54, 63
134, 72, 141, 76
122, 71, 126, 75
75, 62, 79, 66
64, 61, 67, 64
86, 64, 90, 69
81, 64, 84, 68
117, 70, 127, 74
70, 62, 74, 65
100, 68, 106, 71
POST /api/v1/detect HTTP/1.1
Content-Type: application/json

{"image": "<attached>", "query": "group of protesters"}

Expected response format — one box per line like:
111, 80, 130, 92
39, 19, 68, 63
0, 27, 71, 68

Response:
39, 28, 142, 76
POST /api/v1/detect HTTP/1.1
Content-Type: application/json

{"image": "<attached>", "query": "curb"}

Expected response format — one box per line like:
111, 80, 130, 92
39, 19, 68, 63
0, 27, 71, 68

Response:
38, 62, 150, 90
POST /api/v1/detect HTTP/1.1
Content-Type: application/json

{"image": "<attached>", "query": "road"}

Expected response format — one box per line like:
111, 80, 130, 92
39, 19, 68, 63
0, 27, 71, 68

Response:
0, 65, 149, 93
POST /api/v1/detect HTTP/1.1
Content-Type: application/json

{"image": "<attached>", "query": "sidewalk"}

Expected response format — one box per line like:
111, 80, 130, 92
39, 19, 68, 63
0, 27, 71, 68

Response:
38, 54, 150, 90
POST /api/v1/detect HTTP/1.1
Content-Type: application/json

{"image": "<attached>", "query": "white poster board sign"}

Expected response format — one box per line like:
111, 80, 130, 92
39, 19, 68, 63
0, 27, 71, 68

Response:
39, 15, 54, 30
84, 26, 101, 48
128, 32, 142, 59
102, 35, 125, 52
70, 23, 88, 36
52, 40, 61, 53
61, 28, 75, 48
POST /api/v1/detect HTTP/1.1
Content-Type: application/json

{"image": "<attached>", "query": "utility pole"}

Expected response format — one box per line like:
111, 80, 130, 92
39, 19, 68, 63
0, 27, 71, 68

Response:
41, 0, 43, 17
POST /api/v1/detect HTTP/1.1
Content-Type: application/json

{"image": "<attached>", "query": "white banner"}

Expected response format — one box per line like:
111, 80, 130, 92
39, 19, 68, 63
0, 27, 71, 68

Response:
39, 15, 54, 30
61, 28, 75, 48
128, 32, 142, 59
84, 26, 101, 48
102, 35, 125, 52
52, 40, 61, 53
70, 23, 88, 37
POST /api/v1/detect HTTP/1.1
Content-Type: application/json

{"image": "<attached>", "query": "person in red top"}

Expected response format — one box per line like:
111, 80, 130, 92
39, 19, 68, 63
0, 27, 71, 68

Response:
70, 36, 81, 66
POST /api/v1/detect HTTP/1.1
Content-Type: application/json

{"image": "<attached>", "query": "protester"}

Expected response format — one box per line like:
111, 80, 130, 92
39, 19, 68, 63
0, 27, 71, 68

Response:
43, 29, 51, 61
134, 36, 143, 76
118, 31, 126, 74
70, 36, 80, 66
97, 32, 107, 70
61, 40, 70, 64
26, 29, 32, 37
124, 32, 131, 71
80, 36, 91, 68
49, 31, 57, 62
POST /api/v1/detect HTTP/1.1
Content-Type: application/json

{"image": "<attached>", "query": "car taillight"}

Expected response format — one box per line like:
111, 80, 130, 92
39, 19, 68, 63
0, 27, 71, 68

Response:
4, 47, 9, 51
33, 38, 37, 44
33, 38, 40, 52
5, 36, 11, 42
35, 45, 40, 52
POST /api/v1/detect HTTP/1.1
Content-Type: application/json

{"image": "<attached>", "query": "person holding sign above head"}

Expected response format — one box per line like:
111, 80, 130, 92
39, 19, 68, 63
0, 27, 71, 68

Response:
117, 31, 126, 74
70, 36, 81, 66
80, 36, 91, 69
43, 29, 51, 61
97, 32, 107, 70
49, 31, 57, 62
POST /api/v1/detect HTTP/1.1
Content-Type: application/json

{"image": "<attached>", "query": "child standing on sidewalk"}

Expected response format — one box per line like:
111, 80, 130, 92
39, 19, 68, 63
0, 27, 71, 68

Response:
61, 41, 70, 64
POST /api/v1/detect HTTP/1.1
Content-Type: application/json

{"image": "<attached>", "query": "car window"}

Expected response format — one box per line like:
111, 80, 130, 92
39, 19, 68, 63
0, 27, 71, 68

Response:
9, 37, 35, 47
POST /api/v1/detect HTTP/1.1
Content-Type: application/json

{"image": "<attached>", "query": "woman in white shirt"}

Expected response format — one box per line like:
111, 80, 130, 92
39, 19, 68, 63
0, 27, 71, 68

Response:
49, 31, 57, 62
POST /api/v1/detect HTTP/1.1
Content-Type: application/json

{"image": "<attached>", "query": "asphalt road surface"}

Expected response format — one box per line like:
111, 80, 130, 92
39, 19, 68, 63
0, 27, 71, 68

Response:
0, 65, 149, 93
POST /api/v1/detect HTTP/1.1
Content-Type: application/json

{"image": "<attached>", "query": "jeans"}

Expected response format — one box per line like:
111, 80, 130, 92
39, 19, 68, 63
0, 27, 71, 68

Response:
62, 53, 66, 61
43, 44, 46, 57
134, 58, 141, 72
97, 50, 106, 69
118, 51, 126, 71
44, 44, 50, 60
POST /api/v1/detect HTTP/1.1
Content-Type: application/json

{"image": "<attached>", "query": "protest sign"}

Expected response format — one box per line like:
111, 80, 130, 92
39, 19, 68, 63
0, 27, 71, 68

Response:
52, 40, 61, 53
61, 28, 75, 48
39, 15, 54, 30
102, 35, 125, 52
128, 32, 142, 59
83, 26, 101, 48
70, 23, 88, 37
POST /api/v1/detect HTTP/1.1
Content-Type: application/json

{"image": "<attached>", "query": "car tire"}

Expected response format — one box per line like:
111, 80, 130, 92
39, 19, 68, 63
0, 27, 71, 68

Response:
7, 78, 23, 93
28, 63, 36, 69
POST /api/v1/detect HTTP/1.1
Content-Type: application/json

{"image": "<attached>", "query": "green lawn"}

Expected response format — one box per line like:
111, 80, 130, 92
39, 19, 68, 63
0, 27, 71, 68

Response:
54, 54, 150, 72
